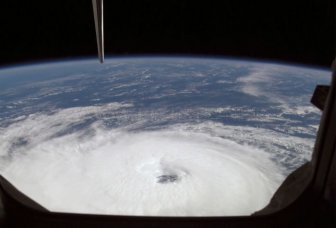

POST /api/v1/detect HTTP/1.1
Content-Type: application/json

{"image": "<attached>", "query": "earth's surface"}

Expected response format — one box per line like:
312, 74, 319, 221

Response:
0, 57, 331, 216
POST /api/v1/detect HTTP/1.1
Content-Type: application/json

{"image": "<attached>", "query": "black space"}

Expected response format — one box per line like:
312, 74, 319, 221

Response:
0, 0, 335, 68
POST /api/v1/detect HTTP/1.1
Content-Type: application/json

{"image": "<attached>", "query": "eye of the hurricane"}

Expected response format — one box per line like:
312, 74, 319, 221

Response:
137, 159, 189, 184
157, 174, 179, 184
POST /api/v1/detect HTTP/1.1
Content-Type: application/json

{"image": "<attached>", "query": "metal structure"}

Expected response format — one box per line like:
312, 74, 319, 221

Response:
92, 0, 104, 63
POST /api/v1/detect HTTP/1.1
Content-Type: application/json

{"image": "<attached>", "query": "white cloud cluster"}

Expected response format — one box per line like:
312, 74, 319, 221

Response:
0, 104, 284, 216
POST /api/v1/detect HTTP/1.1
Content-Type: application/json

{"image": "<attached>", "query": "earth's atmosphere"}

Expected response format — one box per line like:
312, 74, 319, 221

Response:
0, 57, 331, 216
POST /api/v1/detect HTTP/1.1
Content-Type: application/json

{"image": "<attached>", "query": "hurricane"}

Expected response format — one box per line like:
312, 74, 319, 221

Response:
0, 58, 330, 216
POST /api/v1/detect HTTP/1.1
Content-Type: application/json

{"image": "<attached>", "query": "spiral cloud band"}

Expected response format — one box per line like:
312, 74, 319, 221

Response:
1, 103, 285, 216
